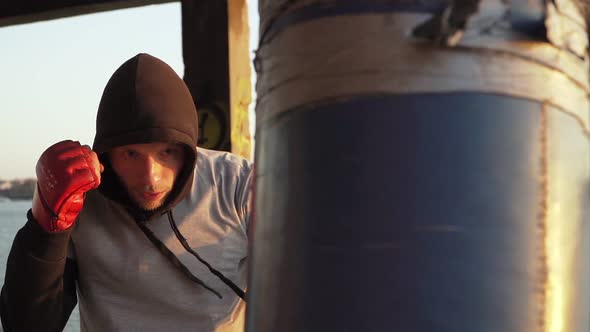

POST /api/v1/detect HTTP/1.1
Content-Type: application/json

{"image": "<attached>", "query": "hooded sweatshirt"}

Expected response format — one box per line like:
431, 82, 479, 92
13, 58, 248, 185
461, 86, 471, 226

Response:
0, 54, 252, 332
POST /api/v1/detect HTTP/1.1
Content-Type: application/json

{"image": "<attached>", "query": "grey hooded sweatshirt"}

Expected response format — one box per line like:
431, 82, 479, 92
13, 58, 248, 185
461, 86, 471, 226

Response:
0, 54, 252, 332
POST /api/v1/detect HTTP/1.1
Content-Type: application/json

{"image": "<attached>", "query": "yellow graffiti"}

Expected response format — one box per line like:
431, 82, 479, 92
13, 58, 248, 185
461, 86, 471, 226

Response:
198, 106, 226, 150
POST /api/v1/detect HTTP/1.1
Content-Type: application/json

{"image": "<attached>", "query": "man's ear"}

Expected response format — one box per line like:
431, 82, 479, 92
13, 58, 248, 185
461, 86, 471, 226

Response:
98, 153, 117, 180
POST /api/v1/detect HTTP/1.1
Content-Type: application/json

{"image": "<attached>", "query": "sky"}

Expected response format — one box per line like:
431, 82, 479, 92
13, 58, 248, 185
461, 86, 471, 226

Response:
0, 1, 259, 180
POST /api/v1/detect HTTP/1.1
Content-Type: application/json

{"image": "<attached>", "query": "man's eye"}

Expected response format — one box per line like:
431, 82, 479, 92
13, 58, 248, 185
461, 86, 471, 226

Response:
161, 150, 174, 158
125, 150, 138, 158
163, 147, 180, 156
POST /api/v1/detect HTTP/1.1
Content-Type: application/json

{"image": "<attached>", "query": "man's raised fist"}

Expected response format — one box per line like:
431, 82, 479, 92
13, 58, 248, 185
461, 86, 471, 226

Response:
32, 140, 102, 232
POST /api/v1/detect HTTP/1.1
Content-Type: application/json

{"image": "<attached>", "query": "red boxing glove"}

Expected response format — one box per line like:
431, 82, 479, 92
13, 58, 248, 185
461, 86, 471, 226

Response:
32, 140, 102, 232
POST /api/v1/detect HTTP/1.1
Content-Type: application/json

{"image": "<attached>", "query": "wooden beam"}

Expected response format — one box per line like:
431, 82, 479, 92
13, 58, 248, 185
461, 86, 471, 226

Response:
228, 0, 252, 159
182, 0, 231, 152
182, 0, 252, 159
0, 0, 175, 28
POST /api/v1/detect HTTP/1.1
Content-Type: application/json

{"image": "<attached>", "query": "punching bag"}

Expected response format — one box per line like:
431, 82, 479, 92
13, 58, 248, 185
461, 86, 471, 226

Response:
247, 1, 590, 331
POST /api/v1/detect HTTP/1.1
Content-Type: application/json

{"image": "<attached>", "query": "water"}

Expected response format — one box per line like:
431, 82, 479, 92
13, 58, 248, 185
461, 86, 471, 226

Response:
0, 200, 80, 332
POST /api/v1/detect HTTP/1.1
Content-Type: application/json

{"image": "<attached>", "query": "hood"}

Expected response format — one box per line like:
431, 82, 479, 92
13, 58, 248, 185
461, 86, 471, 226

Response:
92, 53, 198, 215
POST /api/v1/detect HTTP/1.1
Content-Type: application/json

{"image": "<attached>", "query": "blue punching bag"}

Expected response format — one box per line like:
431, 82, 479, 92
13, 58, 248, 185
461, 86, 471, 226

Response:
247, 1, 590, 331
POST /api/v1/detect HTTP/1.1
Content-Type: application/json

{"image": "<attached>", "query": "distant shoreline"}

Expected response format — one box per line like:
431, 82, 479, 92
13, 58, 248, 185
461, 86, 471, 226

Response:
0, 197, 32, 202
0, 179, 35, 201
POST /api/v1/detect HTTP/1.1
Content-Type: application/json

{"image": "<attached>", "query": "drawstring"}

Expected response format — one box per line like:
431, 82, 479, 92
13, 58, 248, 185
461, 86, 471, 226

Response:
167, 210, 247, 301
134, 215, 223, 299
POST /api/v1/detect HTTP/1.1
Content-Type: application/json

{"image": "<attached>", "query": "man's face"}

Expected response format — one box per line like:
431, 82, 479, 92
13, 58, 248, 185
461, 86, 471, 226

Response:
109, 142, 185, 211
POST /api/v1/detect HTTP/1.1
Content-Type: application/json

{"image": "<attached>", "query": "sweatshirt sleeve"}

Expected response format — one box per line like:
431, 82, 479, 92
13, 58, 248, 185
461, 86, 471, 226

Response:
0, 209, 78, 332
235, 160, 254, 235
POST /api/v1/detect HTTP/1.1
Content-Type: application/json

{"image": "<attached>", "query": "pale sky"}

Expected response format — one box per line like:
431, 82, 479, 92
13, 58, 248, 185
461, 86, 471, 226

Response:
0, 1, 259, 180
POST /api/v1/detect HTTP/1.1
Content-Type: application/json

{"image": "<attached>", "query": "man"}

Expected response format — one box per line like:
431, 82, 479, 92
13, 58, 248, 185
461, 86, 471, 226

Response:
0, 53, 253, 332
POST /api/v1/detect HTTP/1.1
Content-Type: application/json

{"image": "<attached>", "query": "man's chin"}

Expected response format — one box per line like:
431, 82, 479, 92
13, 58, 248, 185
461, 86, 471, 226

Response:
130, 196, 167, 212
138, 201, 165, 212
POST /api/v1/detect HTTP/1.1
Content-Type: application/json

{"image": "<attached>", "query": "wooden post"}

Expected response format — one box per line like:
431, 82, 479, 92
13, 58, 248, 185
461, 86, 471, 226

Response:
228, 0, 252, 159
181, 0, 252, 159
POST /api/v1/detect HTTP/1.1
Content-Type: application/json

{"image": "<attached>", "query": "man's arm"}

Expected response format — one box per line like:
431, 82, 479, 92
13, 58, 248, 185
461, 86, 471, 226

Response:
0, 140, 102, 332
0, 211, 78, 332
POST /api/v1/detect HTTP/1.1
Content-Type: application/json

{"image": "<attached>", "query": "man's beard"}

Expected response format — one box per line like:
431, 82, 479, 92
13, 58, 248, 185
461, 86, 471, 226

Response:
137, 200, 165, 213
126, 186, 172, 221
137, 197, 166, 212
135, 190, 170, 209
127, 195, 169, 221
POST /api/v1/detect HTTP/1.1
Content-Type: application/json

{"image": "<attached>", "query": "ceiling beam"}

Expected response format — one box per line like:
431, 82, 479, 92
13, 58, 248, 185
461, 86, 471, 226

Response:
0, 0, 175, 28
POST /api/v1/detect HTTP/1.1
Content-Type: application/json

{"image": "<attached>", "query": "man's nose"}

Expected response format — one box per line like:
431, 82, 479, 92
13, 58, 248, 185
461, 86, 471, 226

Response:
140, 156, 162, 186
